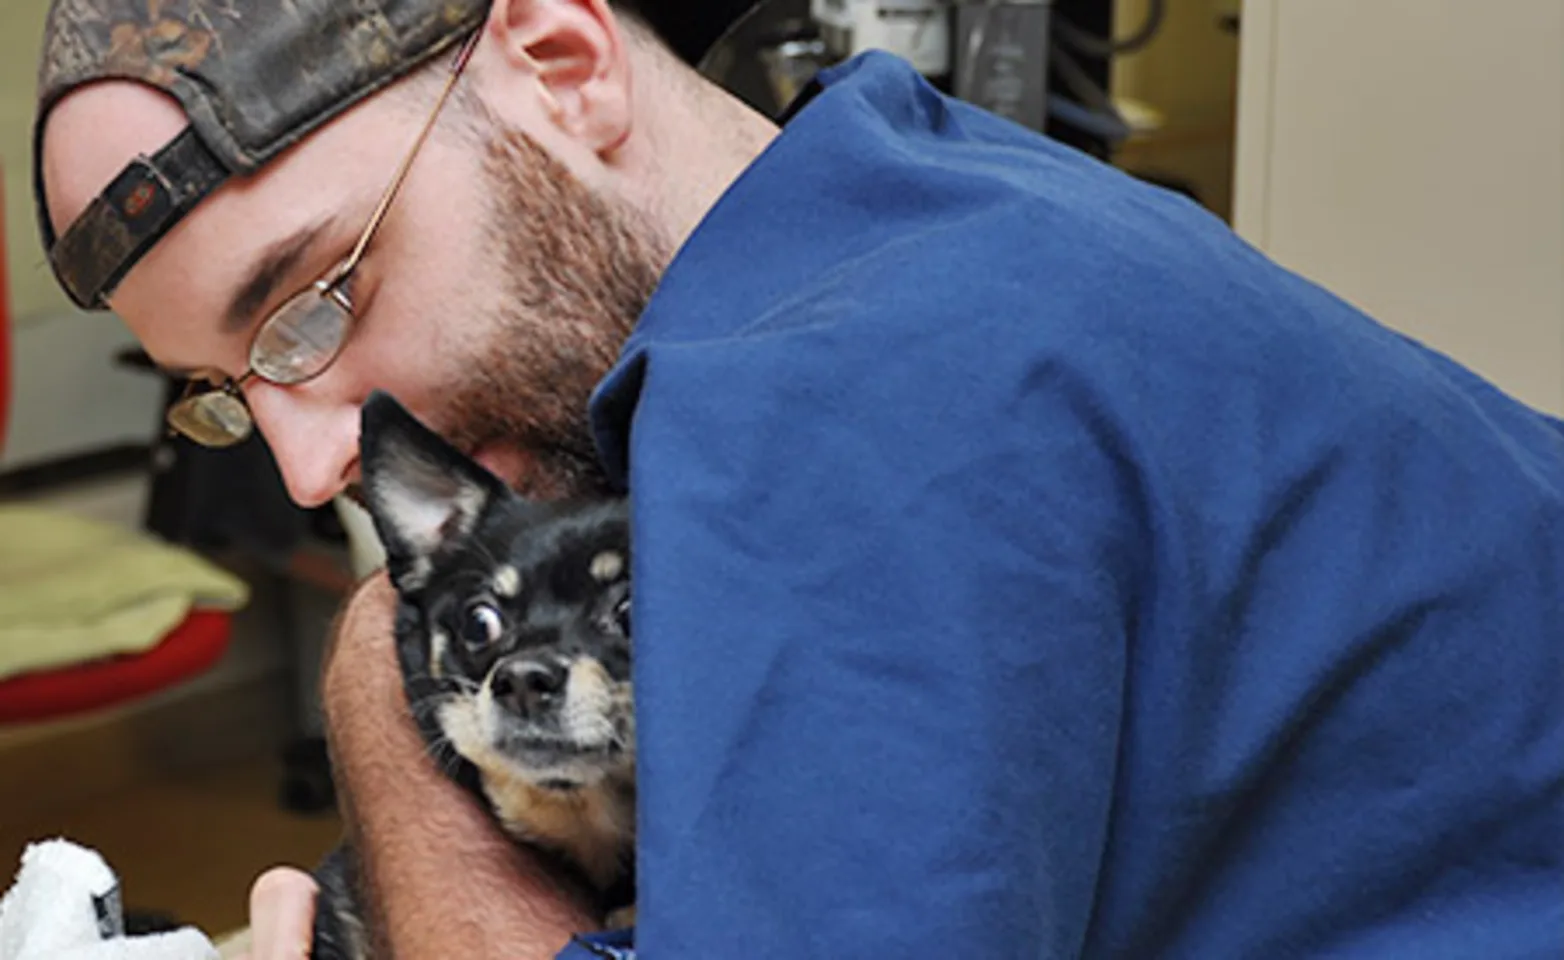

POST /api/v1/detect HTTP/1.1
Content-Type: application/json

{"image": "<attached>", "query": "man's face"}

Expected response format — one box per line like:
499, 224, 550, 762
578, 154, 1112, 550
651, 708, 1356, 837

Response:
39, 59, 669, 507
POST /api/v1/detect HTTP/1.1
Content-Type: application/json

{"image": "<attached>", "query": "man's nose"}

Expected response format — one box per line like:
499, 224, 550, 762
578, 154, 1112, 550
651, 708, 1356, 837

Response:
243, 382, 358, 509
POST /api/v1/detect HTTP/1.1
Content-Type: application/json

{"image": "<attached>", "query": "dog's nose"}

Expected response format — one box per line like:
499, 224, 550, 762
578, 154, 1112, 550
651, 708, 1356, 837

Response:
492, 658, 567, 718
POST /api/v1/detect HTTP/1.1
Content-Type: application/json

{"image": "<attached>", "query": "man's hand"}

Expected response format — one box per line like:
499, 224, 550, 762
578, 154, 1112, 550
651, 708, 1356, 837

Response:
243, 571, 598, 960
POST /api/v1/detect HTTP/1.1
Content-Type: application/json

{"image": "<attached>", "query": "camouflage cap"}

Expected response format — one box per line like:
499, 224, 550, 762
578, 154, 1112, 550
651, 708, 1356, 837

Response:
32, 0, 765, 312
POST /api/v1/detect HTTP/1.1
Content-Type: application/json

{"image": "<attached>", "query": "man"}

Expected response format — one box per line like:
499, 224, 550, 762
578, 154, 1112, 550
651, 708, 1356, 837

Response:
32, 1, 1564, 959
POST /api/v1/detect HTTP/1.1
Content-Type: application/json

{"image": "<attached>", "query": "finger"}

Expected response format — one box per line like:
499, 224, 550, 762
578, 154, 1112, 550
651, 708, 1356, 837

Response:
248, 866, 319, 960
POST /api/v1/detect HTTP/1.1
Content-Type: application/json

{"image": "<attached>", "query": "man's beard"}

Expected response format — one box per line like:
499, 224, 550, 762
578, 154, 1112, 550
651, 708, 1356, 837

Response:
435, 124, 671, 501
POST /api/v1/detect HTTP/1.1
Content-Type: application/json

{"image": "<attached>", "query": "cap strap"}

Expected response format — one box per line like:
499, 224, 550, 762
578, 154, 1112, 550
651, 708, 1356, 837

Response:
49, 126, 230, 309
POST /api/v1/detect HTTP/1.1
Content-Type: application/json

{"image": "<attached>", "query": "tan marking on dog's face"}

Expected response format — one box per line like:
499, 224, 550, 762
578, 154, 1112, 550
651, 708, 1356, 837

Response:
492, 564, 522, 598
429, 629, 449, 679
561, 659, 618, 748
436, 696, 490, 766
436, 692, 634, 893
480, 769, 634, 892
589, 551, 624, 582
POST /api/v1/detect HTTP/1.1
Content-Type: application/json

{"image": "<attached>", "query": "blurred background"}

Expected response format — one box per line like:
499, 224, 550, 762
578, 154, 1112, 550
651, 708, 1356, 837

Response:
0, 0, 1559, 946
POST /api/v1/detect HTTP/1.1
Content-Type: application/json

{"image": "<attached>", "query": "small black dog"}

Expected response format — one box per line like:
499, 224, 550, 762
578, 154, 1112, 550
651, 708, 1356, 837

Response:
310, 391, 636, 960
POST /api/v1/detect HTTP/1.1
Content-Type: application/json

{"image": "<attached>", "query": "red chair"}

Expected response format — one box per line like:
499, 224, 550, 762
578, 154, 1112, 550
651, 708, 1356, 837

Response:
0, 166, 234, 724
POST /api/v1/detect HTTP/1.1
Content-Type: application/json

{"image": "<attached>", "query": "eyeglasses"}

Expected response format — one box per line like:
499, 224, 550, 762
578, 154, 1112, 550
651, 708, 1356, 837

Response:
166, 29, 481, 448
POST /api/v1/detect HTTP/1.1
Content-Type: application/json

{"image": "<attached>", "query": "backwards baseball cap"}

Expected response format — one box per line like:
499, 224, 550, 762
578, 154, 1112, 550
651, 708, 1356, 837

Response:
31, 0, 765, 312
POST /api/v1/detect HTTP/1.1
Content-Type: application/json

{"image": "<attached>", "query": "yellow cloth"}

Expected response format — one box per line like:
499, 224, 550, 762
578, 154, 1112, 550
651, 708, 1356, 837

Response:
0, 505, 250, 682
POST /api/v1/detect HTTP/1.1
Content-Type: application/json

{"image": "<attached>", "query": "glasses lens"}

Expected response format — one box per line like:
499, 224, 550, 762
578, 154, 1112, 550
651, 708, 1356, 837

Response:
250, 286, 352, 384
167, 390, 254, 447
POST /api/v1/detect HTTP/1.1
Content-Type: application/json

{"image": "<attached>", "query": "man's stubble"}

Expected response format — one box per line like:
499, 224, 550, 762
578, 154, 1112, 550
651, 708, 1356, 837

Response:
437, 120, 672, 502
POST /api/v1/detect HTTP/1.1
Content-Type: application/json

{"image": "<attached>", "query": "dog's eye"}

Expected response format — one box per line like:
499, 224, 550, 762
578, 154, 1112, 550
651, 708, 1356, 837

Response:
461, 602, 505, 649
612, 595, 631, 637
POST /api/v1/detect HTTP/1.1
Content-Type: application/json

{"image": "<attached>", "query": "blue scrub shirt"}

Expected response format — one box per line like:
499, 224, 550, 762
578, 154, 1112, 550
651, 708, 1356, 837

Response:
565, 52, 1564, 960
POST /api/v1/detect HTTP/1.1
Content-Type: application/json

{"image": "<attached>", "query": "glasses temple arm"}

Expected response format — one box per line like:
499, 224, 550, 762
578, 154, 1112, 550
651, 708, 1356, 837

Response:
338, 30, 482, 278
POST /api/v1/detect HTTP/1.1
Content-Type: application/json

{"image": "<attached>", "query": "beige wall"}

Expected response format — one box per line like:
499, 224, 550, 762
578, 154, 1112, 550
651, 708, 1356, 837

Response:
1110, 0, 1241, 221
1233, 0, 1564, 417
0, 0, 164, 470
1, 0, 65, 323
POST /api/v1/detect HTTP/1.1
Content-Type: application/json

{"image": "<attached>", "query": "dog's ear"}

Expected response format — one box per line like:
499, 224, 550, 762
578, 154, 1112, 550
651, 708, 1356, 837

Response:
359, 390, 507, 592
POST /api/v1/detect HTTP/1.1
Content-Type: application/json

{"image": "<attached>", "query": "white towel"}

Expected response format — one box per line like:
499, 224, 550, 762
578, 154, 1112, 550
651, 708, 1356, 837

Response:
0, 839, 218, 960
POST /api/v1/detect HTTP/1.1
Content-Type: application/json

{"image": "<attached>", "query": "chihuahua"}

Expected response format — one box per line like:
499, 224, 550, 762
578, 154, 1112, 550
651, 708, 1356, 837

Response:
309, 391, 635, 960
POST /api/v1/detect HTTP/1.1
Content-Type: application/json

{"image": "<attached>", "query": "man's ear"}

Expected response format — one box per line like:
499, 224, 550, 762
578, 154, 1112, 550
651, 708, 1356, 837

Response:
482, 0, 633, 154
359, 390, 508, 592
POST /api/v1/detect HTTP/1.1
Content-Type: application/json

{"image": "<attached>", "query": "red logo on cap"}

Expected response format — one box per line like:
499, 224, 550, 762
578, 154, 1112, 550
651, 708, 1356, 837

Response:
123, 182, 157, 219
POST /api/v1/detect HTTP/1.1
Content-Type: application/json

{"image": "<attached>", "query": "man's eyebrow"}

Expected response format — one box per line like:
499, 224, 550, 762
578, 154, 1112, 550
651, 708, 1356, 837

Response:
223, 218, 340, 333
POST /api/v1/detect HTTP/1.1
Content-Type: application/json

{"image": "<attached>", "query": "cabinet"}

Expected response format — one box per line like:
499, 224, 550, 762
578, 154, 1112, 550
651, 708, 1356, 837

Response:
1232, 0, 1564, 416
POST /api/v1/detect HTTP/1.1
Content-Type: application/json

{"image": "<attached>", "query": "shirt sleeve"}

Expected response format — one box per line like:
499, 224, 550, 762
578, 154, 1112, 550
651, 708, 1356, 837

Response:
558, 930, 636, 959
604, 298, 1147, 958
